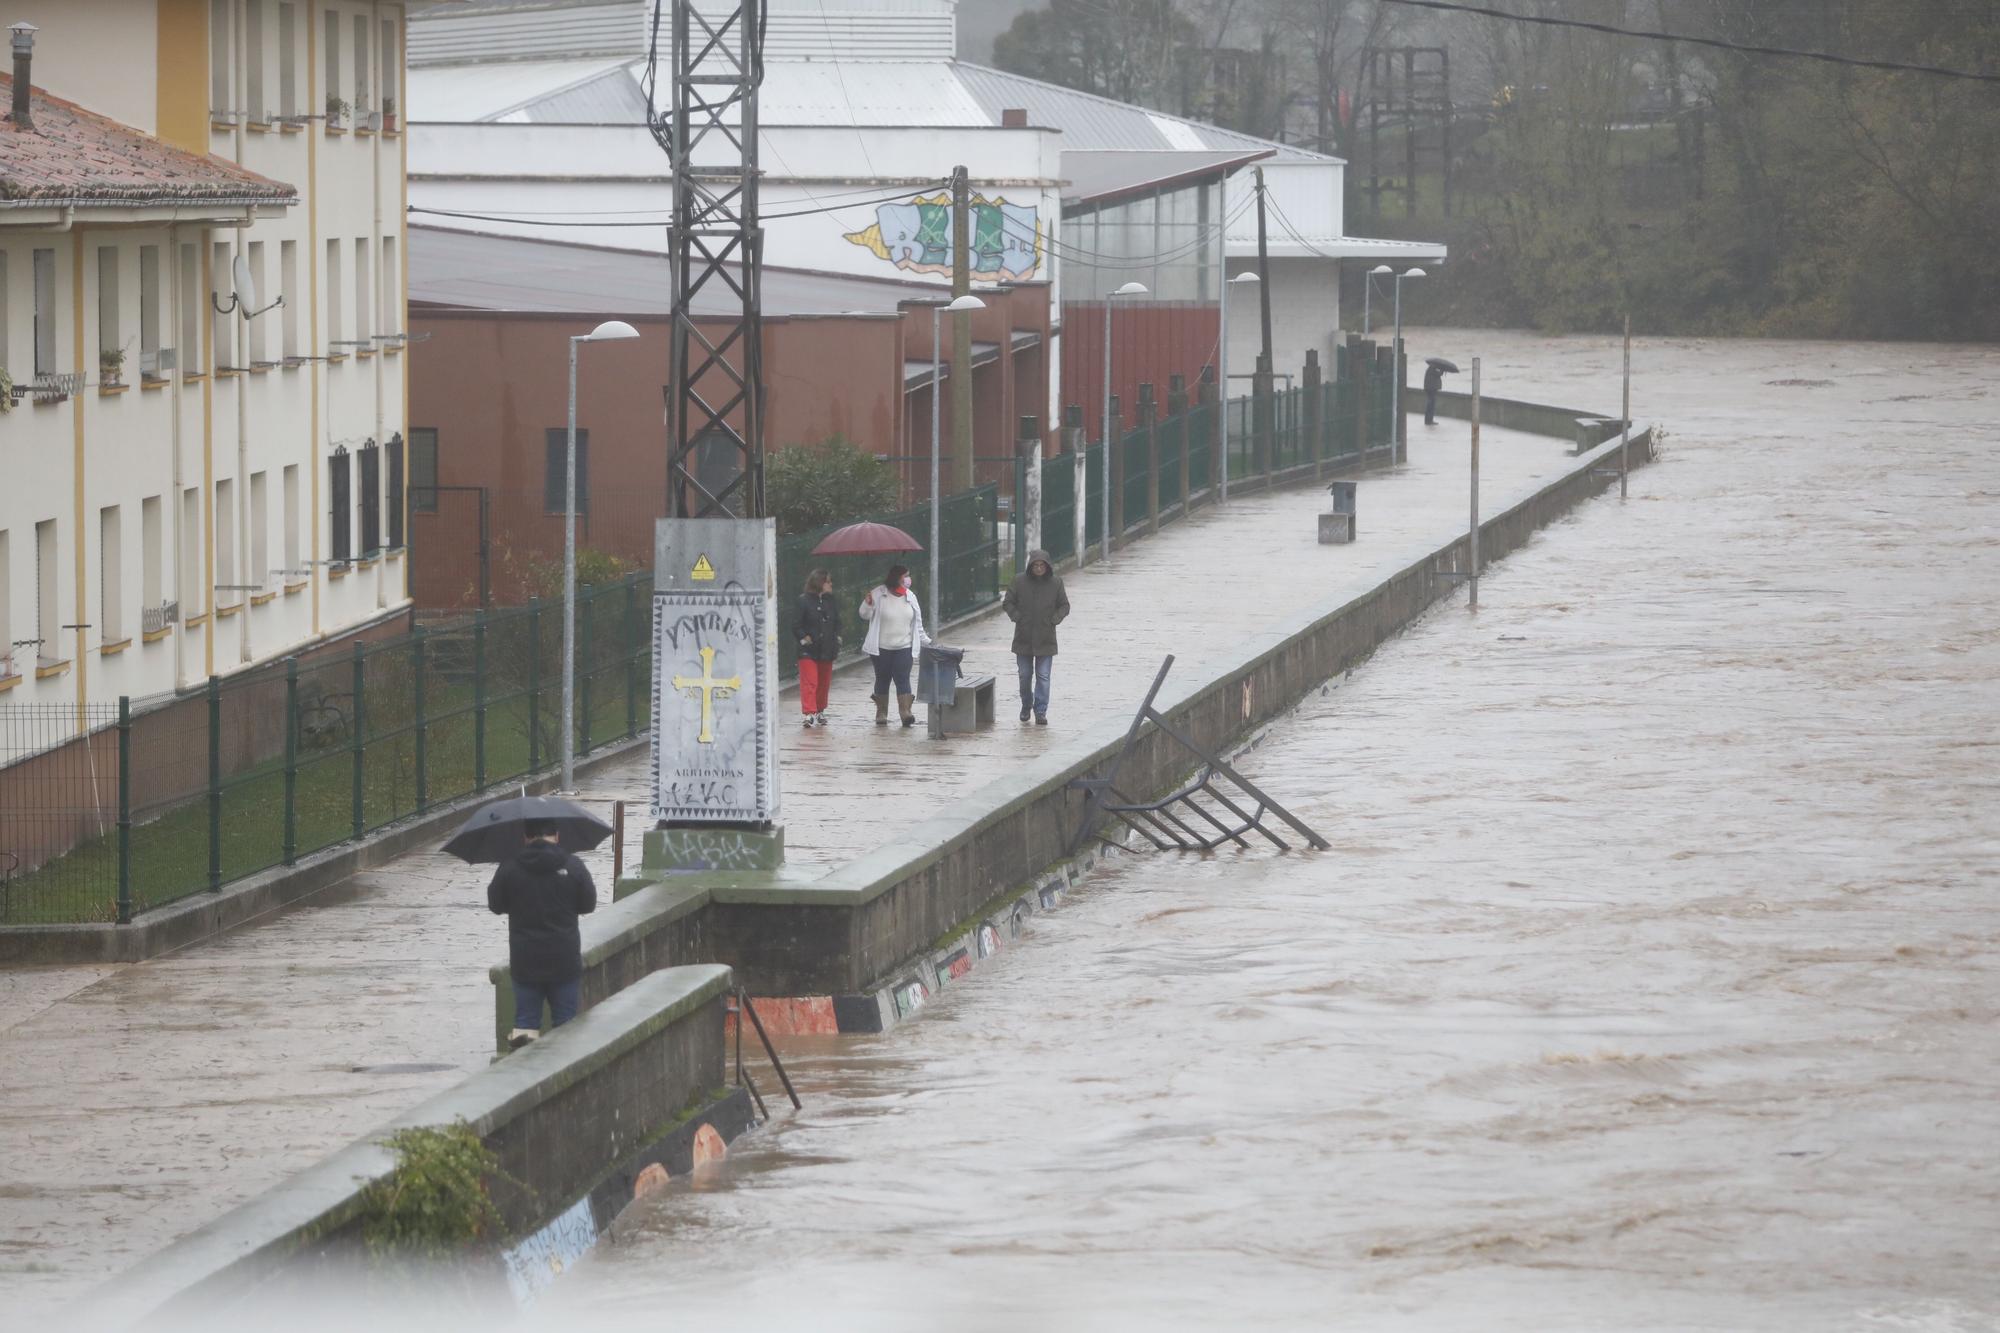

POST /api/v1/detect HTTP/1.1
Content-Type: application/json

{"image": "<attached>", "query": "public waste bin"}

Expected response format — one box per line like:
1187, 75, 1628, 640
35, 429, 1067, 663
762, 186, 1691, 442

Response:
916, 644, 966, 707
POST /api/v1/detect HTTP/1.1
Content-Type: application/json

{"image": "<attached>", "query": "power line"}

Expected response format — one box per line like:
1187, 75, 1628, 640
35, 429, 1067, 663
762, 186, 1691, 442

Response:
409, 185, 942, 230
1380, 0, 2000, 84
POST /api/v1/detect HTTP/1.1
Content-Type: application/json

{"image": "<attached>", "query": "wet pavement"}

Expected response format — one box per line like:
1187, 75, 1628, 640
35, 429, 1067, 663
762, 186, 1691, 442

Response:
0, 408, 1579, 1316
542, 332, 2000, 1330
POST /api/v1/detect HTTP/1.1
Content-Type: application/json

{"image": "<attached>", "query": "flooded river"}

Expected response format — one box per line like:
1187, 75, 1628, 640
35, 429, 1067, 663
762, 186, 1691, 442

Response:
539, 334, 2000, 1330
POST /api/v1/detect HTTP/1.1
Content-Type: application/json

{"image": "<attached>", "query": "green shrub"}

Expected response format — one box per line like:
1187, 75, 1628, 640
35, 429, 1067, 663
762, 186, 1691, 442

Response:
358, 1122, 519, 1261
766, 436, 898, 537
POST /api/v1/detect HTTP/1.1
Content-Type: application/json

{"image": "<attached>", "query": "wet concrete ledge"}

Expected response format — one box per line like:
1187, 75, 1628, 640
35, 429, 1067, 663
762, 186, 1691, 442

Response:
1405, 384, 1626, 447
91, 964, 738, 1327
520, 418, 1658, 1010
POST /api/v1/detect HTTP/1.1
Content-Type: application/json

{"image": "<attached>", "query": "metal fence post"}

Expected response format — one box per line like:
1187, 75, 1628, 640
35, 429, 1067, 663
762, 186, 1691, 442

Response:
623, 577, 639, 741
579, 590, 594, 758
527, 597, 542, 773
1470, 357, 1482, 610
1304, 351, 1324, 481
1140, 383, 1160, 537
350, 640, 366, 841
1168, 374, 1189, 518
412, 628, 428, 815
206, 675, 222, 892
473, 610, 488, 790
282, 658, 298, 866
116, 696, 132, 924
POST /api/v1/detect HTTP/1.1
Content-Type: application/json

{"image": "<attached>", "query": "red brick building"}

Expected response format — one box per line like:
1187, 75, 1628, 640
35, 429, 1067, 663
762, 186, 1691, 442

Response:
405, 227, 1053, 607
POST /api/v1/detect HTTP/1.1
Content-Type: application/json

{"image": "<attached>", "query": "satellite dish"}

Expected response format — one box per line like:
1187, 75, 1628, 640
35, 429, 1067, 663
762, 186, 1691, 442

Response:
232, 255, 258, 311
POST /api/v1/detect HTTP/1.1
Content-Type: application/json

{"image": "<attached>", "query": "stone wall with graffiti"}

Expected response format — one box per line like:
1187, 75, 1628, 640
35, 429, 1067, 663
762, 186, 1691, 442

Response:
844, 192, 1042, 282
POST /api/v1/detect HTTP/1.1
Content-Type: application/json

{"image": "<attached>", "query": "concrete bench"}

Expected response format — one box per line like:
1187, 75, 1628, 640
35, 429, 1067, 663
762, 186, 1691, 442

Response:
939, 672, 997, 734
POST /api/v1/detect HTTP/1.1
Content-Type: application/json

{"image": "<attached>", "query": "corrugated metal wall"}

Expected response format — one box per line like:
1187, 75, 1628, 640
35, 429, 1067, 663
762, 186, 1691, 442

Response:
1060, 301, 1221, 444
409, 2, 645, 65
410, 1, 954, 68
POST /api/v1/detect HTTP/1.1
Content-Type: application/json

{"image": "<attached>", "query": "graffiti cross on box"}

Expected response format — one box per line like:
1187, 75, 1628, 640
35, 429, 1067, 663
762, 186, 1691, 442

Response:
651, 517, 780, 826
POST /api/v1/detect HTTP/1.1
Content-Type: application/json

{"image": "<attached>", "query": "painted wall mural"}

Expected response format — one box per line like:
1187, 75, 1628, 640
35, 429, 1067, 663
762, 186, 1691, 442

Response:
844, 192, 1043, 281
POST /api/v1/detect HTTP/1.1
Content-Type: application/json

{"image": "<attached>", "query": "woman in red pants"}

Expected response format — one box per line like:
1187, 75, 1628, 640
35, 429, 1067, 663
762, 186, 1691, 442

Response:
792, 568, 842, 727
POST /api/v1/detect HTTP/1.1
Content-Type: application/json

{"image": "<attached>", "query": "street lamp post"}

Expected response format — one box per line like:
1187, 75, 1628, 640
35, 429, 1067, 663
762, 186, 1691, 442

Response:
1217, 270, 1259, 503
931, 294, 987, 615
1103, 281, 1147, 563
562, 319, 640, 790
1392, 268, 1425, 454
1366, 264, 1393, 337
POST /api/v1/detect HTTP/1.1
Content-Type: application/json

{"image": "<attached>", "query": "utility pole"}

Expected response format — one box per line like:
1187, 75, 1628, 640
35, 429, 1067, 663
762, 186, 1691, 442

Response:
1253, 166, 1275, 475
665, 0, 765, 518
950, 165, 974, 493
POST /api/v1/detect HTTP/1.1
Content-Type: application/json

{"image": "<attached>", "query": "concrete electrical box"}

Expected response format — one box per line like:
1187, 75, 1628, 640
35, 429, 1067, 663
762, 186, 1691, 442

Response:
650, 517, 781, 826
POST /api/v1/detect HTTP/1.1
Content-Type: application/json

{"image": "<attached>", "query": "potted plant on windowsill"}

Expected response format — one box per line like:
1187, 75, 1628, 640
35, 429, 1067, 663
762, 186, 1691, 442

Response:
0, 365, 14, 413
362, 104, 381, 133
325, 94, 349, 131
99, 347, 126, 389
382, 96, 397, 133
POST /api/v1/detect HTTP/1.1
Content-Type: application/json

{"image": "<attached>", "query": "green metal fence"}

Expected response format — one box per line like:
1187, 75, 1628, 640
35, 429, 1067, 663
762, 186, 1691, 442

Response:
0, 574, 655, 926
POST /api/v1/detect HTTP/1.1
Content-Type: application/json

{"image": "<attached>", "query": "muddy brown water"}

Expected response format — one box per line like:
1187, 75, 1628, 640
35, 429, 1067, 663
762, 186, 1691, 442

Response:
539, 334, 2000, 1330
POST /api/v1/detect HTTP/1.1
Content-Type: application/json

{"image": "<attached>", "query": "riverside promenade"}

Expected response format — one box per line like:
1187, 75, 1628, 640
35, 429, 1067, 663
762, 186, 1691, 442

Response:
0, 416, 1582, 1316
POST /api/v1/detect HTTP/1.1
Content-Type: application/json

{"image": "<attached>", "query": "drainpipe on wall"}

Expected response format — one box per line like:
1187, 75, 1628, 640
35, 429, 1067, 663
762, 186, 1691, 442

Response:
169, 220, 187, 689
371, 0, 387, 613
234, 2, 253, 666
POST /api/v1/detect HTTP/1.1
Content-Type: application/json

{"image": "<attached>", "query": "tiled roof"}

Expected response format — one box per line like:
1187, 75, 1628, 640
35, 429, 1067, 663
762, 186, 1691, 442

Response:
0, 77, 296, 207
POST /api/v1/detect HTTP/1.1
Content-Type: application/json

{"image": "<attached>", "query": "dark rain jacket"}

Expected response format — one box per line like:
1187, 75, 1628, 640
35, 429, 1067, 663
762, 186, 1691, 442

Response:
1423, 365, 1445, 396
1002, 549, 1071, 657
486, 842, 597, 986
792, 590, 841, 662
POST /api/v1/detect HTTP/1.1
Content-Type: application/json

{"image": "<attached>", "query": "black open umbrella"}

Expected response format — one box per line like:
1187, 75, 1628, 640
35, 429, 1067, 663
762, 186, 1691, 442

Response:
1426, 357, 1461, 373
443, 794, 613, 864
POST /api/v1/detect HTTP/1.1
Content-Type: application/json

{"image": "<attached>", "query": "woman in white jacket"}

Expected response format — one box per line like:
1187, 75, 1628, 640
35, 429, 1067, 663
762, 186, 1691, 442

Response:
858, 561, 929, 727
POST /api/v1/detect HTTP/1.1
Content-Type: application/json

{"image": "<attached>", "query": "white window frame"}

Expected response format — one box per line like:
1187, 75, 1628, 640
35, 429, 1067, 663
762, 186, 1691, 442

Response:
100, 505, 124, 645
215, 478, 236, 609
178, 243, 201, 378
282, 464, 300, 575
97, 245, 122, 381
280, 239, 299, 360
33, 247, 56, 379
139, 245, 162, 380
141, 496, 162, 617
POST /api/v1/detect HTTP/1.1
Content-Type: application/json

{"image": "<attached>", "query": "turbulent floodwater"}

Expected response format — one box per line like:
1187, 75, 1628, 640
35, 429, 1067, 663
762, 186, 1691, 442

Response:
431, 336, 1982, 1330
537, 334, 2000, 1329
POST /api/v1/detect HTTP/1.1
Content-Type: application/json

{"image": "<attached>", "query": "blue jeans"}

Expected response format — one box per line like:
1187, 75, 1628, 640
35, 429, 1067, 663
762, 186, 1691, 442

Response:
513, 977, 581, 1031
872, 645, 913, 697
1016, 654, 1053, 716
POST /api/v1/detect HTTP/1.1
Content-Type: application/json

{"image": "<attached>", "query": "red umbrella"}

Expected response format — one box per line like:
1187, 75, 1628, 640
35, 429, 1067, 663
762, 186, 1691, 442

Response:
810, 521, 924, 557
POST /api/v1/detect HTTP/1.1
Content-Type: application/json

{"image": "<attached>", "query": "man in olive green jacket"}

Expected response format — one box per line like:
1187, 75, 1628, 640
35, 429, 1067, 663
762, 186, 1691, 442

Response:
1002, 549, 1070, 725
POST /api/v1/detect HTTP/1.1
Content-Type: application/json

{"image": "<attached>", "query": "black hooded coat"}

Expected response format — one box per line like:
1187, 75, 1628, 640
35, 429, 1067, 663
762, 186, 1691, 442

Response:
1002, 549, 1071, 657
486, 842, 598, 985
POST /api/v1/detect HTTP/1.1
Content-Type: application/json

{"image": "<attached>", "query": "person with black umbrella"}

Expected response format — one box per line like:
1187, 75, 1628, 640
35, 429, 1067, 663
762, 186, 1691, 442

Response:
1423, 357, 1459, 427
451, 796, 609, 1049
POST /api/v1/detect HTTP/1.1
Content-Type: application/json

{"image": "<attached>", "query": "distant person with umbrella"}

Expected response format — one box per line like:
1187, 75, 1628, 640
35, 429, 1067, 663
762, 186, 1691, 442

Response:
448, 795, 608, 1049
792, 568, 841, 728
859, 561, 929, 728
1423, 357, 1459, 426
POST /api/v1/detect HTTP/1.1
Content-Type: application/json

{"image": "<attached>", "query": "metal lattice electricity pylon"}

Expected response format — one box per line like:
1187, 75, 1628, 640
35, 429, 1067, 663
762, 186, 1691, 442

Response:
658, 0, 765, 518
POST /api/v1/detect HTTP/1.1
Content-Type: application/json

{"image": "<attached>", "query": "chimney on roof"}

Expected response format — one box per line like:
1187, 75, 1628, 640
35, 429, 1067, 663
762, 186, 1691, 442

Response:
9, 22, 34, 131
1001, 108, 1027, 129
